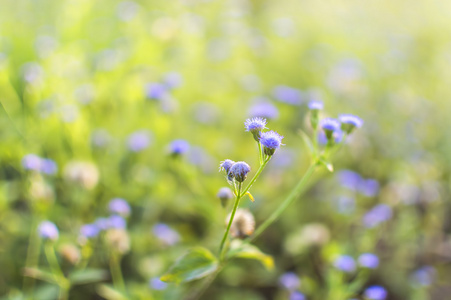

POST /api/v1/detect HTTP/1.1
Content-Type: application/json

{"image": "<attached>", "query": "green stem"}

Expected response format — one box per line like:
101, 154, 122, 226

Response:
44, 242, 65, 282
219, 157, 271, 259
23, 218, 41, 298
219, 182, 242, 259
241, 157, 270, 196
247, 162, 317, 242
44, 242, 70, 300
258, 142, 263, 165
110, 253, 126, 293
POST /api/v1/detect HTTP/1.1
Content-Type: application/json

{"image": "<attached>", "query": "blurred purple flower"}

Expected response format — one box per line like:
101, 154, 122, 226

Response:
336, 196, 355, 214
363, 204, 392, 228
358, 179, 380, 197
152, 223, 180, 246
22, 154, 42, 171
108, 215, 127, 229
146, 83, 168, 100
109, 198, 131, 217
272, 85, 303, 105
169, 139, 190, 156
38, 221, 59, 240
279, 272, 300, 291
95, 217, 110, 230
364, 285, 387, 300
41, 159, 58, 175
358, 253, 379, 269
248, 99, 279, 119
308, 100, 323, 111
127, 130, 152, 152
337, 170, 361, 191
150, 277, 168, 290
289, 292, 306, 300
163, 72, 183, 89
411, 266, 436, 286
333, 255, 356, 273
80, 224, 100, 238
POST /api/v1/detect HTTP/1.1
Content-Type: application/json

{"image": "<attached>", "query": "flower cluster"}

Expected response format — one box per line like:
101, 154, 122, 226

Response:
307, 101, 363, 145
22, 154, 58, 175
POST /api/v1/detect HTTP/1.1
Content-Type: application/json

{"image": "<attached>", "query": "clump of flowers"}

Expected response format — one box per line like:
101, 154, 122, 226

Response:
161, 107, 364, 298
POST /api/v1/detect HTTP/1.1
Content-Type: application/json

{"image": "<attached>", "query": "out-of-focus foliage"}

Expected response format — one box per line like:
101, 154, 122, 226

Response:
1, 0, 451, 299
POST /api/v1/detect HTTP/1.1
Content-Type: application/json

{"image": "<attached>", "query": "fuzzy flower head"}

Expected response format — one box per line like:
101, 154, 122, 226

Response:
38, 221, 59, 241
339, 114, 363, 134
80, 224, 100, 239
108, 198, 131, 217
320, 118, 341, 141
358, 253, 379, 269
279, 272, 301, 291
169, 139, 190, 156
245, 117, 267, 141
260, 131, 284, 156
220, 159, 235, 173
308, 100, 324, 111
228, 161, 251, 182
364, 285, 387, 300
226, 208, 255, 239
217, 187, 234, 207
333, 255, 356, 273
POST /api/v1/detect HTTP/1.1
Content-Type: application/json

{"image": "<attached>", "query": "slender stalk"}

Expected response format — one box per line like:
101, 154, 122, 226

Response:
241, 157, 270, 196
110, 253, 126, 293
219, 157, 271, 258
257, 142, 263, 165
44, 243, 70, 300
247, 162, 317, 242
23, 217, 41, 298
219, 182, 242, 259
44, 242, 65, 282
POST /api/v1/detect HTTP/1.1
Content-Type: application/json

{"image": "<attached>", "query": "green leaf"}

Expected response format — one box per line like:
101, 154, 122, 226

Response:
22, 267, 57, 284
34, 284, 60, 300
160, 247, 219, 283
69, 268, 109, 285
298, 130, 315, 156
96, 284, 127, 300
227, 240, 274, 270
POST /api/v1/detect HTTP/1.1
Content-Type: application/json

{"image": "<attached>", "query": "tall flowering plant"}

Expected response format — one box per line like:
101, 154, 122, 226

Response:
161, 102, 364, 299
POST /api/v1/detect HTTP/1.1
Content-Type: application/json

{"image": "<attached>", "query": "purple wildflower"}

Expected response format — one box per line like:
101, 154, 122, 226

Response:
364, 286, 387, 300
272, 85, 303, 105
333, 255, 356, 273
228, 161, 251, 182
358, 253, 379, 269
152, 223, 180, 246
108, 198, 131, 217
38, 221, 59, 240
279, 272, 301, 291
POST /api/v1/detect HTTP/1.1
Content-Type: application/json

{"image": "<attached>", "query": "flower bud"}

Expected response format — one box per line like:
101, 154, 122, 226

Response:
226, 209, 255, 239
320, 118, 340, 141
105, 229, 130, 255
244, 117, 267, 142
38, 221, 59, 241
260, 131, 284, 156
228, 161, 251, 182
217, 187, 234, 207
338, 114, 363, 134
59, 244, 81, 265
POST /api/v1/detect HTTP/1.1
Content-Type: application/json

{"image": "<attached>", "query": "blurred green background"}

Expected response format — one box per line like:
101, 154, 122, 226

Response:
1, 0, 451, 299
